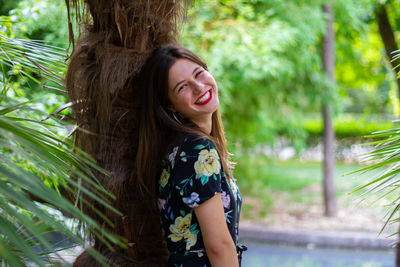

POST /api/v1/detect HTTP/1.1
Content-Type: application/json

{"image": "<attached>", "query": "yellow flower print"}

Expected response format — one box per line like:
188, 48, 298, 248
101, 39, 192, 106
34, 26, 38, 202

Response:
160, 169, 170, 188
168, 213, 197, 250
194, 149, 221, 177
185, 232, 197, 250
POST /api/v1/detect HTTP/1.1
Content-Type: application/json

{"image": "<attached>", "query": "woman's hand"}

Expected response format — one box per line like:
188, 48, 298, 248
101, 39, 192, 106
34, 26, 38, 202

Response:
194, 193, 239, 267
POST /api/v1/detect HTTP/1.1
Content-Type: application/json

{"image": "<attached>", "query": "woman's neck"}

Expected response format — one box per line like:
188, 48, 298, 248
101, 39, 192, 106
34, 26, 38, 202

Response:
192, 117, 212, 135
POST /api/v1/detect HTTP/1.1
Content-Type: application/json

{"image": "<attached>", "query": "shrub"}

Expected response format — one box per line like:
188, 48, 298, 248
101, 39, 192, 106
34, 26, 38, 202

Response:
305, 115, 393, 141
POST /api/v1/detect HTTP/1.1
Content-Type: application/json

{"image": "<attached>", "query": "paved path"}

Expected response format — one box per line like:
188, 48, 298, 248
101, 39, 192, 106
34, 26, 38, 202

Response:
239, 222, 396, 250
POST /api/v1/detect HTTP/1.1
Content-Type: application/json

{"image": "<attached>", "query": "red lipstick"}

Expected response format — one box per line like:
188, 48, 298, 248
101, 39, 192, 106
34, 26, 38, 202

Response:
195, 89, 212, 106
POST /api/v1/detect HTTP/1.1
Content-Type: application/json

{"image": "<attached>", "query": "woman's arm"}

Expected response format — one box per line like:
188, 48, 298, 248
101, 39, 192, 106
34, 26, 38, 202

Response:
194, 193, 239, 267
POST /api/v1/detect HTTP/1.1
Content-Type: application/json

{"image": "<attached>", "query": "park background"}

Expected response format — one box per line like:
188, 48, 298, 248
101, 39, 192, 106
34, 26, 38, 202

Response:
1, 0, 400, 266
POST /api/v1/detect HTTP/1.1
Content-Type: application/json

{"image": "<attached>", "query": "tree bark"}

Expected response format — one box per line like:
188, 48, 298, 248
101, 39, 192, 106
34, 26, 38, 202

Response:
375, 4, 400, 99
322, 3, 337, 217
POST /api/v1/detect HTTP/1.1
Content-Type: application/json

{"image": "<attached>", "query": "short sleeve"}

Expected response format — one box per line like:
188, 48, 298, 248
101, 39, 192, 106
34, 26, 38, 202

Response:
172, 135, 223, 208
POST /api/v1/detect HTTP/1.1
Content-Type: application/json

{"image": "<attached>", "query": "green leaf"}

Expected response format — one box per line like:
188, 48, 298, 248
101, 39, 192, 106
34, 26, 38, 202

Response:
194, 144, 205, 150
200, 175, 209, 185
189, 223, 197, 232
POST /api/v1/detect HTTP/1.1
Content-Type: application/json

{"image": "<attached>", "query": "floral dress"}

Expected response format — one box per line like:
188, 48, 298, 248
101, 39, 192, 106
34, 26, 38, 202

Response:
157, 134, 243, 267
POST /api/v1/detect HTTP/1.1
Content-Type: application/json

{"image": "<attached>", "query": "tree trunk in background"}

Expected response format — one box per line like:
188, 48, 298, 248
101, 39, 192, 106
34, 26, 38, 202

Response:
322, 3, 337, 217
375, 4, 400, 100
375, 5, 400, 266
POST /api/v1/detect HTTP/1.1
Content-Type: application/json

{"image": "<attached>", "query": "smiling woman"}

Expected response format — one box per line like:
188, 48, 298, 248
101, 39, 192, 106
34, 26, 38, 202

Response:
137, 45, 245, 266
168, 58, 219, 134
63, 0, 243, 265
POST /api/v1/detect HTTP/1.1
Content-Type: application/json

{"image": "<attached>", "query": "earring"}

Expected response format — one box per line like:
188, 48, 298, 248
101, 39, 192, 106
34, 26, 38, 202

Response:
172, 112, 183, 125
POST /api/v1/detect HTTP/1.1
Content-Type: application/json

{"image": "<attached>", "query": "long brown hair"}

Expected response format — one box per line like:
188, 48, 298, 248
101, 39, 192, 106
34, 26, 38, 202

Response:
136, 45, 233, 204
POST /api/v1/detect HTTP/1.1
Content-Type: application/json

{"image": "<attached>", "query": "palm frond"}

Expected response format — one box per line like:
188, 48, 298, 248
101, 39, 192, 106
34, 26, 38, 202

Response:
0, 33, 125, 265
0, 33, 66, 88
352, 127, 400, 233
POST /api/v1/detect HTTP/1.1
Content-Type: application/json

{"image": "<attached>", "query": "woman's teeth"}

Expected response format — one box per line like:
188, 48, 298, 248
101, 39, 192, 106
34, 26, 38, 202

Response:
195, 91, 211, 104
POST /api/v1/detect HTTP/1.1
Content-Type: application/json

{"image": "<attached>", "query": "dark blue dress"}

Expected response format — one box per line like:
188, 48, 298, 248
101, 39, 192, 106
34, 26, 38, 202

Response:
157, 134, 243, 266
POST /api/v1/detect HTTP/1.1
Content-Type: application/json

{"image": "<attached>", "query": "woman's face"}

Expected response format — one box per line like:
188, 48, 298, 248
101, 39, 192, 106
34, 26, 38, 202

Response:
167, 58, 219, 127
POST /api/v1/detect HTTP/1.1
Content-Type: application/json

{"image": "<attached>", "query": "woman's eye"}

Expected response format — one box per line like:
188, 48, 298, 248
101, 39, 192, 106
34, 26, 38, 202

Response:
195, 71, 203, 78
178, 84, 186, 91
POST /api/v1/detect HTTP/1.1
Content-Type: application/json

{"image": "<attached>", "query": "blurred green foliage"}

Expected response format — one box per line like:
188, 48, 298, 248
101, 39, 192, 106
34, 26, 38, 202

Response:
181, 0, 400, 151
1, 0, 399, 150
305, 115, 394, 140
7, 0, 69, 43
182, 0, 327, 148
0, 0, 21, 16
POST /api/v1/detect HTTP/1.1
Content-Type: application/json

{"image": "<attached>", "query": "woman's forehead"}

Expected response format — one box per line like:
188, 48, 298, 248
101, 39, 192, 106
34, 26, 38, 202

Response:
168, 59, 200, 87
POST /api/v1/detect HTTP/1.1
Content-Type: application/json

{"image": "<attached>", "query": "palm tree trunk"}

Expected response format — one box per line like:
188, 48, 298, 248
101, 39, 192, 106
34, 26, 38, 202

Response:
375, 4, 400, 100
322, 3, 337, 217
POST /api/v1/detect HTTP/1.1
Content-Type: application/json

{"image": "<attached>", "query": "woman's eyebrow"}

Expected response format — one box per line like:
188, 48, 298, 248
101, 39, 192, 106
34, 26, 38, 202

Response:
192, 66, 200, 74
173, 80, 185, 92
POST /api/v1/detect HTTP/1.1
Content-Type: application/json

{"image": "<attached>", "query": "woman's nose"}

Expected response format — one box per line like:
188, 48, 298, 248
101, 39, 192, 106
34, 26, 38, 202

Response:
190, 80, 204, 92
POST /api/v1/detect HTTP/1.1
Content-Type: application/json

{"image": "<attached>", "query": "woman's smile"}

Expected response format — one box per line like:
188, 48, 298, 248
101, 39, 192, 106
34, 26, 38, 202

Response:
195, 89, 212, 105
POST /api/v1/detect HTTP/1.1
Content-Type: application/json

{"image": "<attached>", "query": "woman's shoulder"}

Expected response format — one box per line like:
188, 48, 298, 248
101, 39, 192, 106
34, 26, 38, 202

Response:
180, 133, 216, 149
165, 133, 218, 164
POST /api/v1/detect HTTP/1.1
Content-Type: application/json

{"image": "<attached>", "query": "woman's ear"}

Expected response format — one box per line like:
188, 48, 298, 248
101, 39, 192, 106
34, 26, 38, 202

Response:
167, 104, 176, 113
